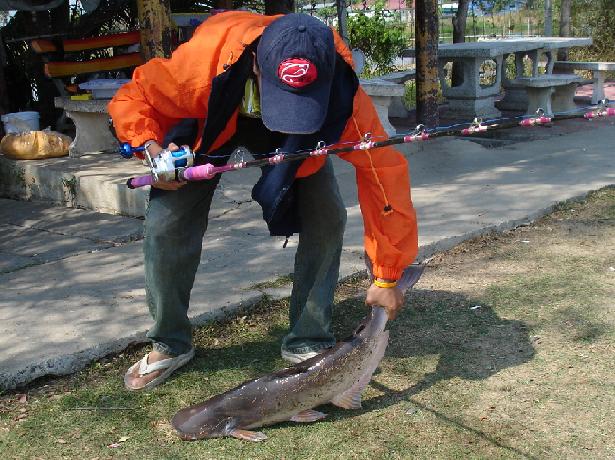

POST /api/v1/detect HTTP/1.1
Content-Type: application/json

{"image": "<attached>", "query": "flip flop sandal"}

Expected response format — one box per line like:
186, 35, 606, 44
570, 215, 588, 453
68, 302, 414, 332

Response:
124, 348, 195, 391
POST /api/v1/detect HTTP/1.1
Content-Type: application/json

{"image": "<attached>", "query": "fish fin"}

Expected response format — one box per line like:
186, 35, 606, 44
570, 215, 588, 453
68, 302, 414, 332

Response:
331, 388, 363, 409
331, 330, 389, 410
290, 409, 327, 423
229, 428, 268, 442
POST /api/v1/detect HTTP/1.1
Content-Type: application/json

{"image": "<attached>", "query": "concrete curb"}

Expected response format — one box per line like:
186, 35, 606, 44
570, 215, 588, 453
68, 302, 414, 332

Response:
0, 154, 149, 217
0, 291, 268, 390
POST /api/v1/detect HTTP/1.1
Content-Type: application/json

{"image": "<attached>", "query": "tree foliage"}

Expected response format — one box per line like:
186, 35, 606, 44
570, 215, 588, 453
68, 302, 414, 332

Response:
347, 0, 407, 76
569, 0, 615, 62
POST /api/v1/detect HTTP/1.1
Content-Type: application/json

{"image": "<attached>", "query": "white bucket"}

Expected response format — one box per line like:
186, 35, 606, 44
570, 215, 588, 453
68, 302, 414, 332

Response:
1, 111, 40, 134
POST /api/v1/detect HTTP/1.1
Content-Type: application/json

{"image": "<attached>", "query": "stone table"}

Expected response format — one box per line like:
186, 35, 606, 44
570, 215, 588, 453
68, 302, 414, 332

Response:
501, 37, 593, 75
404, 41, 540, 119
403, 37, 592, 118
54, 97, 118, 158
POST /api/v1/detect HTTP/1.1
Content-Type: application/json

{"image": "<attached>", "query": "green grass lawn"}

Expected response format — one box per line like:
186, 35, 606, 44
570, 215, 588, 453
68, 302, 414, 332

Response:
1, 188, 614, 459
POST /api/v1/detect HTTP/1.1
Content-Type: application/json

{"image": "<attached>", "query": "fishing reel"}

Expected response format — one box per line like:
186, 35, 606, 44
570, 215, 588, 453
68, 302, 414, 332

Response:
144, 145, 195, 182
118, 142, 195, 182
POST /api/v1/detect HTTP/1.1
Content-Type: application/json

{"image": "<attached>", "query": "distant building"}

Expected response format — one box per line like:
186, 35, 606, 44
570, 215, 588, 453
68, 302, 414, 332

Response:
441, 2, 458, 16
384, 0, 415, 9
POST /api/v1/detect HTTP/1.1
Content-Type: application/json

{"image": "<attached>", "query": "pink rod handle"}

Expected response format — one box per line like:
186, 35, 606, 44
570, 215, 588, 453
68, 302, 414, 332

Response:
182, 164, 216, 181
182, 163, 240, 180
128, 175, 154, 188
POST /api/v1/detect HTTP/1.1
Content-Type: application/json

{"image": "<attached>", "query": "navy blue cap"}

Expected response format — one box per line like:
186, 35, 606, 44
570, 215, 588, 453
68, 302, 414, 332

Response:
257, 14, 336, 134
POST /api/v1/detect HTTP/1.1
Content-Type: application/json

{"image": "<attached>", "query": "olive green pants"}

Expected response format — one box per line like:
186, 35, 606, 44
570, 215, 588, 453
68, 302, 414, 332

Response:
144, 158, 346, 356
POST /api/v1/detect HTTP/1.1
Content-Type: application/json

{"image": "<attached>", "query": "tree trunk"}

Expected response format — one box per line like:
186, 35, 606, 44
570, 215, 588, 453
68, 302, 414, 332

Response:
32, 10, 59, 129
45, 1, 70, 129
415, 0, 439, 127
265, 0, 295, 15
0, 35, 9, 136
451, 0, 470, 87
137, 0, 177, 60
452, 0, 470, 44
557, 0, 572, 61
544, 0, 553, 36
336, 0, 349, 42
50, 0, 69, 31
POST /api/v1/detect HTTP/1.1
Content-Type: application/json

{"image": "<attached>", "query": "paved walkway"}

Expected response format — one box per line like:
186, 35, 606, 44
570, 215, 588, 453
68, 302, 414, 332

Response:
1, 118, 614, 390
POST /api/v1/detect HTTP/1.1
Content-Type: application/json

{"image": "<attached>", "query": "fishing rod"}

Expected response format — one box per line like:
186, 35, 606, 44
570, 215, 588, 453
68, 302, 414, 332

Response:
120, 103, 615, 189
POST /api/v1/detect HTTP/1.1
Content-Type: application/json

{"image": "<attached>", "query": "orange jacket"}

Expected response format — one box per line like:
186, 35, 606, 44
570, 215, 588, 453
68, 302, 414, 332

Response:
108, 11, 418, 280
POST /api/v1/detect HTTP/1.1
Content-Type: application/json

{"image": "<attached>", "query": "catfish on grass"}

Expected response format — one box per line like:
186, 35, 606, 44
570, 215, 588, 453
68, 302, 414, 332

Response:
171, 265, 423, 442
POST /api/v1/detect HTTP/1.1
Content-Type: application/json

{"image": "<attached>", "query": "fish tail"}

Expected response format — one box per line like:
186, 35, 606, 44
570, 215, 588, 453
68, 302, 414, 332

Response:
396, 264, 425, 292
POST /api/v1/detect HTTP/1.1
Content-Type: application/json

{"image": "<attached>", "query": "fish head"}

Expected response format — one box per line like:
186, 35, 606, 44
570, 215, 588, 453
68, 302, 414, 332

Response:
171, 403, 236, 440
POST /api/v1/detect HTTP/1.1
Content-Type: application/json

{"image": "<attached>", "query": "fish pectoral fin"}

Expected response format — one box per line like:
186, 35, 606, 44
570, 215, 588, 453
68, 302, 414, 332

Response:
229, 428, 268, 442
290, 409, 327, 423
331, 388, 362, 410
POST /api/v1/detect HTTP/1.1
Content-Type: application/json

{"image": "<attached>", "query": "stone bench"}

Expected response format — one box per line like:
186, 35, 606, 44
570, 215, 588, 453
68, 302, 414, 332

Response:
54, 97, 117, 158
379, 69, 416, 84
379, 70, 415, 118
553, 61, 615, 104
359, 78, 405, 136
515, 74, 583, 116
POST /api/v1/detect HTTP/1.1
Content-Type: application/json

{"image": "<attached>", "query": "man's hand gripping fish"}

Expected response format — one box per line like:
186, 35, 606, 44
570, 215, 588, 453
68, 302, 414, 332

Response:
171, 265, 424, 442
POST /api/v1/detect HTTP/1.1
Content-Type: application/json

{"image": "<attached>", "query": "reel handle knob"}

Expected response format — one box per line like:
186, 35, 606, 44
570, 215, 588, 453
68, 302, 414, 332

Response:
119, 143, 145, 159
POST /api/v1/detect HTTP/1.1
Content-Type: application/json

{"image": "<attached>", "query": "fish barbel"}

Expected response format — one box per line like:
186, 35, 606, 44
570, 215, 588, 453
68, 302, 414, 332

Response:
171, 264, 424, 442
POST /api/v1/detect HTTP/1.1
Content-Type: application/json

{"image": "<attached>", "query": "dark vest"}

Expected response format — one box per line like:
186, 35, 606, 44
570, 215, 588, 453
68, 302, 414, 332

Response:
163, 45, 358, 237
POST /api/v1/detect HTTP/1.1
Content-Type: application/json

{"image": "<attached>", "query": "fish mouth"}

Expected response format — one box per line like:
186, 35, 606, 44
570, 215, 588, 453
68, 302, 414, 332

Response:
171, 410, 234, 441
174, 430, 205, 441
171, 410, 207, 440
172, 420, 219, 441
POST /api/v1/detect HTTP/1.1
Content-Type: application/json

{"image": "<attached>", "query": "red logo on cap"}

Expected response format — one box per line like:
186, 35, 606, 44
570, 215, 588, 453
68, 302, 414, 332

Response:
278, 58, 318, 88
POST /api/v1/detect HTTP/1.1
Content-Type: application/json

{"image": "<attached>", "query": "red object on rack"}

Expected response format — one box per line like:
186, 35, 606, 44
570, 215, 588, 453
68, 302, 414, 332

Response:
584, 108, 615, 119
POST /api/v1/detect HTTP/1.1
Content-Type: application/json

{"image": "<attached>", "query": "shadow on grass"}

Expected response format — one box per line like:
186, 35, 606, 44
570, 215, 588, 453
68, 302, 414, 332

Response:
385, 288, 534, 393
325, 287, 536, 458
174, 286, 535, 397
174, 287, 534, 413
